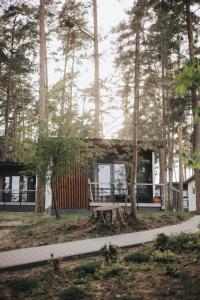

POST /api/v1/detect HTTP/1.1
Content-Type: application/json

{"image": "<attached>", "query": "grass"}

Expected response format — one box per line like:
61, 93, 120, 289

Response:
8, 277, 39, 294
0, 210, 194, 252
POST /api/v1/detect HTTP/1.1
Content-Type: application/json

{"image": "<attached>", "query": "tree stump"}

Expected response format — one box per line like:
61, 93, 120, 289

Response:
90, 205, 127, 229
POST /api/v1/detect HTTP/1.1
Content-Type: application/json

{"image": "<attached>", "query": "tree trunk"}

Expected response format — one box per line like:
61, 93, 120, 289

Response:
161, 38, 169, 210
50, 178, 60, 219
36, 179, 46, 213
69, 49, 75, 119
38, 0, 47, 128
93, 0, 100, 138
167, 106, 173, 210
178, 124, 184, 211
35, 0, 47, 213
130, 25, 140, 219
159, 148, 165, 208
185, 0, 200, 214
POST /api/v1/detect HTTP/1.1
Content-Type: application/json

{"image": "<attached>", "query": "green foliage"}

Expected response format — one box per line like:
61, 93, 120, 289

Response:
9, 277, 39, 294
155, 233, 170, 251
103, 266, 126, 278
155, 232, 200, 253
9, 134, 94, 182
124, 251, 150, 263
74, 261, 102, 277
151, 250, 174, 264
182, 151, 200, 169
59, 286, 87, 300
176, 212, 187, 221
49, 253, 62, 272
100, 244, 119, 263
177, 59, 200, 93
165, 265, 186, 279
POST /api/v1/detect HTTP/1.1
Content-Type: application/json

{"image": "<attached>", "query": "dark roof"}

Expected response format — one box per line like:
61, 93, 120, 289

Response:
184, 175, 195, 185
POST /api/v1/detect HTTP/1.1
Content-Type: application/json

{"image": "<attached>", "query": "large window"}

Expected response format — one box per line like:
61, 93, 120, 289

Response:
0, 176, 36, 202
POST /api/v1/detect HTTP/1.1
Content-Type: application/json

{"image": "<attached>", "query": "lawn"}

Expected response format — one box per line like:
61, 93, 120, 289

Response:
0, 210, 193, 252
0, 231, 200, 300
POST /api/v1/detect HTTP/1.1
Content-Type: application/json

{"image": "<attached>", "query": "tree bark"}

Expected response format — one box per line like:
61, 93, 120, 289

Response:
130, 23, 140, 219
185, 0, 200, 214
93, 0, 100, 138
38, 0, 47, 128
35, 0, 47, 213
161, 39, 168, 210
178, 124, 184, 211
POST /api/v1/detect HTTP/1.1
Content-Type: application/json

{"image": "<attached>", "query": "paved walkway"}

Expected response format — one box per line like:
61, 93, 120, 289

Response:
0, 216, 200, 270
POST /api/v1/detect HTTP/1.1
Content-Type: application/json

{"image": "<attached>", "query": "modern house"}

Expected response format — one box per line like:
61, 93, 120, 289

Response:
0, 138, 164, 212
46, 139, 164, 213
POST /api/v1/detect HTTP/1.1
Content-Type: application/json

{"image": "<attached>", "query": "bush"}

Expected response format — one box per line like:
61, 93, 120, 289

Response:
100, 244, 119, 263
155, 232, 200, 253
155, 233, 169, 251
151, 250, 174, 264
9, 277, 39, 294
124, 251, 150, 263
165, 265, 186, 279
176, 212, 186, 221
104, 267, 125, 278
49, 253, 62, 272
60, 286, 87, 300
74, 261, 102, 277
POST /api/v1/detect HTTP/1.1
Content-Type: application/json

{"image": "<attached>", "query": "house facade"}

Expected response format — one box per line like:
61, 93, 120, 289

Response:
184, 175, 196, 212
0, 138, 164, 212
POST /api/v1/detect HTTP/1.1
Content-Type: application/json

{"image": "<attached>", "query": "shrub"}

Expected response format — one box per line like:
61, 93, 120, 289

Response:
155, 232, 200, 253
155, 233, 169, 251
9, 277, 39, 294
124, 252, 150, 263
100, 244, 119, 263
165, 265, 186, 279
104, 267, 125, 278
74, 261, 102, 277
176, 212, 186, 221
49, 253, 62, 272
60, 286, 87, 300
151, 250, 174, 264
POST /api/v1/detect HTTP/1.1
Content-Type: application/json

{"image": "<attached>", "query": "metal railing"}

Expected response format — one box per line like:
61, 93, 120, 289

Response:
89, 182, 164, 207
0, 190, 36, 207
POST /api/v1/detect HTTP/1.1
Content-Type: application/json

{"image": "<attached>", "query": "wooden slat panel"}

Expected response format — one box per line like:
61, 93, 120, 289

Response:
54, 165, 88, 209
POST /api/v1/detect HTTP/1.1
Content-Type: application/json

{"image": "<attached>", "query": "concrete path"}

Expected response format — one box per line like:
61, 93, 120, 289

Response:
0, 216, 200, 271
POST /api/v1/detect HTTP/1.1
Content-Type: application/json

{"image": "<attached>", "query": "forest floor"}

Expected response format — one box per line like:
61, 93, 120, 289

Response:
0, 229, 200, 300
0, 210, 193, 252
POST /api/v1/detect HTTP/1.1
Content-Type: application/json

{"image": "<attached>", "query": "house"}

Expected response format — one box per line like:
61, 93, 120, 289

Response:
0, 138, 164, 213
51, 139, 164, 213
184, 175, 196, 212
0, 161, 36, 212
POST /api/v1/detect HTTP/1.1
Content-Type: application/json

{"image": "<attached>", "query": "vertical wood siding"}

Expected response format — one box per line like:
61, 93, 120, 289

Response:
54, 166, 89, 209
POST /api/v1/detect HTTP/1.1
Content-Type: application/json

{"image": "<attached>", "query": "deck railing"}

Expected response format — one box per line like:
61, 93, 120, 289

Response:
89, 182, 165, 207
0, 190, 36, 207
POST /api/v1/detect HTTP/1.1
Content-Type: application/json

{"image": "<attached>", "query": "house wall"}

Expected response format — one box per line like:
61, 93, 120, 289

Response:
53, 165, 89, 209
188, 180, 196, 211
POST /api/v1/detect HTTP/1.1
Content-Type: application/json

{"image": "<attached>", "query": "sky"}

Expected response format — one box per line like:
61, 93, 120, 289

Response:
48, 0, 133, 138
